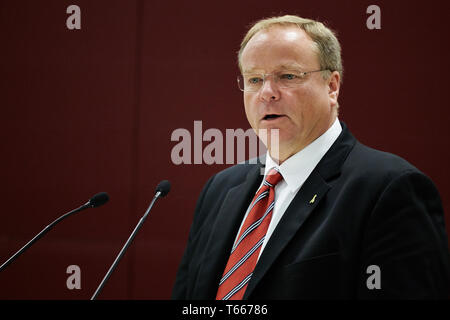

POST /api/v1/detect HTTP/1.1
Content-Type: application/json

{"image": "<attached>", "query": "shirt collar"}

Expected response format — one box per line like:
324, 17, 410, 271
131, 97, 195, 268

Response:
264, 118, 342, 193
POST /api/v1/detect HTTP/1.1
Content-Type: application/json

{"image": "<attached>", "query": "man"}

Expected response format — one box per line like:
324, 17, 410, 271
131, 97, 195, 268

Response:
172, 15, 449, 299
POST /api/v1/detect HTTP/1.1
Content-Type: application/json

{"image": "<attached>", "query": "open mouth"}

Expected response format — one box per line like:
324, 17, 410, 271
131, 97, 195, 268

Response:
263, 114, 283, 120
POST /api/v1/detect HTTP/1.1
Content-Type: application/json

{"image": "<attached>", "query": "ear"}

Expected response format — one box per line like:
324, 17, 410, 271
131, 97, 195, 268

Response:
327, 71, 340, 107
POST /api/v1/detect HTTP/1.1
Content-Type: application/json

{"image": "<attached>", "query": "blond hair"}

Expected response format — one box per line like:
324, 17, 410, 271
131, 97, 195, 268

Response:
238, 15, 343, 82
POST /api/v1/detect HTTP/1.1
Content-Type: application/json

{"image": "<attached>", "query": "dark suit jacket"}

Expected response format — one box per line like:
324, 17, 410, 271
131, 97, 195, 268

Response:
172, 122, 450, 299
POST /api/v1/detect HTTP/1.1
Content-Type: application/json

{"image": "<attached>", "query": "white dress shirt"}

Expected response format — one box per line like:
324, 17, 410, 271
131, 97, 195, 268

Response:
235, 118, 342, 260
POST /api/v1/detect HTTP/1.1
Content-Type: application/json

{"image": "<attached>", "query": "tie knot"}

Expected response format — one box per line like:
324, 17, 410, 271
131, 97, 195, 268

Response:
264, 168, 283, 187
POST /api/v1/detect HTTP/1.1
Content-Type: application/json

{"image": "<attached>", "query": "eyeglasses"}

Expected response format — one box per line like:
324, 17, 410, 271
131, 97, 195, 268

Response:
237, 69, 329, 92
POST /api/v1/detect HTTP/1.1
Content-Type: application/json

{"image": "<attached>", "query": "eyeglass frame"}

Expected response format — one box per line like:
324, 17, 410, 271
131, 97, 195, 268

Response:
237, 69, 331, 92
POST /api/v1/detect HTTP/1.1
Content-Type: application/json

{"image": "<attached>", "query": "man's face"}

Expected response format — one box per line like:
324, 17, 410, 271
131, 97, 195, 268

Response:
240, 26, 340, 163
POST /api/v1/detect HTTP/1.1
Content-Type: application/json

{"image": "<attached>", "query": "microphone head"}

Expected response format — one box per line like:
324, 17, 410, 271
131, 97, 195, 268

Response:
89, 192, 110, 208
155, 180, 171, 197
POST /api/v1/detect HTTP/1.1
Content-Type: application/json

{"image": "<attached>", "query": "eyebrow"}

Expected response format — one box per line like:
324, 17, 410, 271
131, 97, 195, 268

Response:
243, 63, 306, 74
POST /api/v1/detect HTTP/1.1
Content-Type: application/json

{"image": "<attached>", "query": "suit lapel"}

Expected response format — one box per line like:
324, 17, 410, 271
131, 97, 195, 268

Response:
193, 164, 264, 298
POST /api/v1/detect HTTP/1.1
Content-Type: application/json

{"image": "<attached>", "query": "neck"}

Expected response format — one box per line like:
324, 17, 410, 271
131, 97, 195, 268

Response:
268, 116, 337, 164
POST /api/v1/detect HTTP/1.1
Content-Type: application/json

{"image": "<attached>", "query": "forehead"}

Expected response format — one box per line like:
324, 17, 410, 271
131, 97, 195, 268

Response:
241, 26, 319, 73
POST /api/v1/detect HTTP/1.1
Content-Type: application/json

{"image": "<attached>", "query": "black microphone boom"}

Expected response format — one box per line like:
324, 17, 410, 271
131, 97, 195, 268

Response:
0, 192, 109, 272
91, 180, 171, 300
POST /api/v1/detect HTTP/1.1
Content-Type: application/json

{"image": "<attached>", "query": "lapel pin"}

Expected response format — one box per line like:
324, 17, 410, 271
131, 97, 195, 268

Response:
309, 194, 317, 204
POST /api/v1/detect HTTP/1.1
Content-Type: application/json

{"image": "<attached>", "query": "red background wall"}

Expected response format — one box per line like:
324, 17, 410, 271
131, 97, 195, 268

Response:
0, 0, 449, 299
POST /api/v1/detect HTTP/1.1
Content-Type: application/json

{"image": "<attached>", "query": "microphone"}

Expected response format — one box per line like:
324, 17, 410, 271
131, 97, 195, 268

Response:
91, 180, 171, 300
89, 192, 110, 208
155, 180, 171, 197
0, 192, 110, 272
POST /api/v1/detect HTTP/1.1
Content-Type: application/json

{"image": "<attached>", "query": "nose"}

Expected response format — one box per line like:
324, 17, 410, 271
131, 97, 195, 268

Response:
259, 77, 280, 102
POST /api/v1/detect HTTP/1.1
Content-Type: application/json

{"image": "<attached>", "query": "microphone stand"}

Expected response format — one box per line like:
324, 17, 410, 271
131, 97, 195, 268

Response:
90, 191, 162, 300
0, 203, 90, 272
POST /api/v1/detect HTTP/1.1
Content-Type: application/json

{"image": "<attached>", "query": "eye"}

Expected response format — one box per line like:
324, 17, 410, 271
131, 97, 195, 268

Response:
248, 77, 263, 84
280, 73, 298, 80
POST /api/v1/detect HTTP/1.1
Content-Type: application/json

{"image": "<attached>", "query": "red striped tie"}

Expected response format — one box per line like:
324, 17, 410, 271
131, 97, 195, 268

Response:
216, 168, 283, 300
